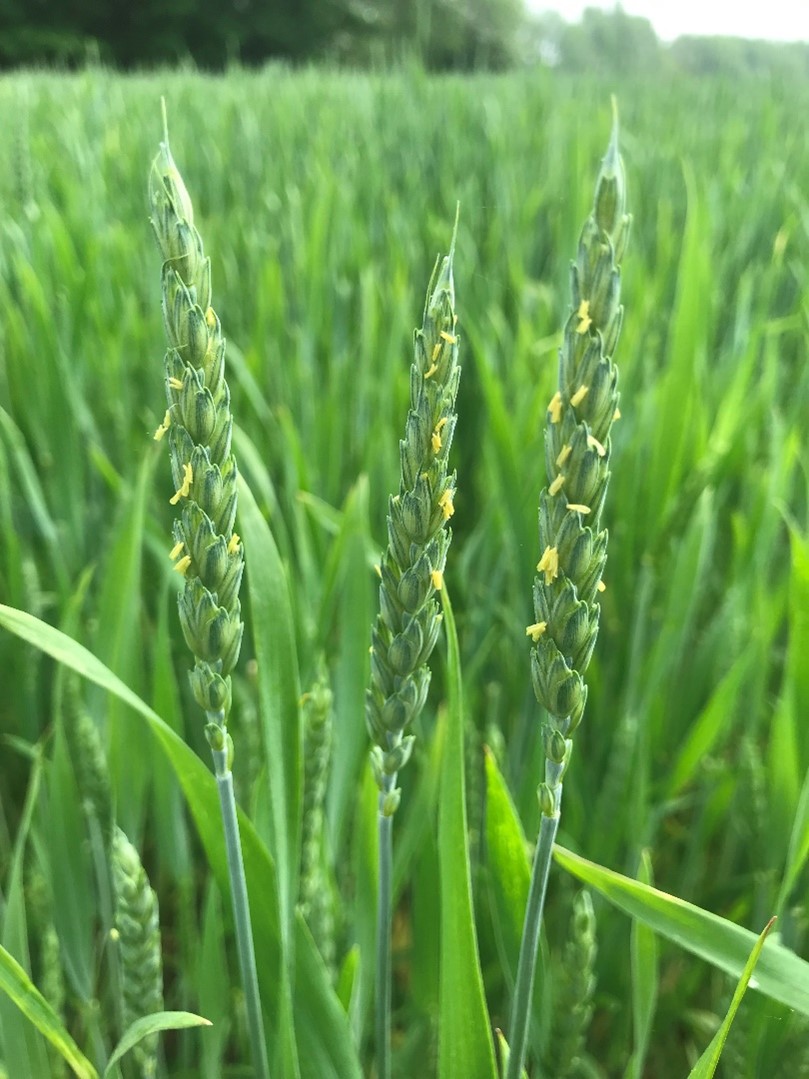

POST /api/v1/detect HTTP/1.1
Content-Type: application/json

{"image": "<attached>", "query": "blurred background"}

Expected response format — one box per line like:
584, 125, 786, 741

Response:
1, 0, 808, 73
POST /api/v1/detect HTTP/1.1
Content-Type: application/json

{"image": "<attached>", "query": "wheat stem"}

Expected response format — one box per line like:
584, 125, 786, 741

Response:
211, 742, 271, 1079
375, 780, 395, 1079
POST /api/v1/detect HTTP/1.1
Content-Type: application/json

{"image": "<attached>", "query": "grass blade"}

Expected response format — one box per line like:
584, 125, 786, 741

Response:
0, 943, 98, 1079
438, 587, 498, 1078
554, 845, 809, 1016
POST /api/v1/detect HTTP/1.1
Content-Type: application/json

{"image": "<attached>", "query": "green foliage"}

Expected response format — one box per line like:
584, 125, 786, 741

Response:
0, 65, 807, 1078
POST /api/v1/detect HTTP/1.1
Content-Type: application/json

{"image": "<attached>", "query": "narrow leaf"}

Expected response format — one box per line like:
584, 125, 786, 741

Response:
104, 1011, 211, 1076
438, 588, 498, 1079
554, 845, 809, 1015
687, 919, 776, 1079
0, 943, 98, 1079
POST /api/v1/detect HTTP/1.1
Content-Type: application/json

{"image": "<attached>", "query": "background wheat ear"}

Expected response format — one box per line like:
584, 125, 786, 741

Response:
111, 826, 164, 1078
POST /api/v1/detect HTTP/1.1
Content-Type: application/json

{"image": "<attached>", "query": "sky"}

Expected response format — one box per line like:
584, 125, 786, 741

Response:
527, 0, 809, 44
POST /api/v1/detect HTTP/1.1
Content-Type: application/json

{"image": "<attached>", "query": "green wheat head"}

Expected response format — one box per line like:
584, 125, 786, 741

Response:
527, 110, 630, 813
112, 827, 164, 1077
366, 239, 460, 816
149, 119, 243, 739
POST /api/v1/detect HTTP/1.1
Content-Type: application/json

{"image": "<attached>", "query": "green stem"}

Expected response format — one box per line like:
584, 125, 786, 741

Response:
505, 808, 560, 1079
376, 776, 395, 1079
212, 744, 271, 1079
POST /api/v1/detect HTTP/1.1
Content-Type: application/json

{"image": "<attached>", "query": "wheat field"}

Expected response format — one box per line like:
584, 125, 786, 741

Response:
0, 65, 808, 1078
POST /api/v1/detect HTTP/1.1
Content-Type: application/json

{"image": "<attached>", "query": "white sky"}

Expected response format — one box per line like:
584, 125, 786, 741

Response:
527, 0, 809, 43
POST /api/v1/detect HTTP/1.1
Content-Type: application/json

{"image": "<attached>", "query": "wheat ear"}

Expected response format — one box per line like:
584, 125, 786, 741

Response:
506, 104, 630, 1079
368, 227, 460, 1079
111, 827, 164, 1078
149, 105, 269, 1079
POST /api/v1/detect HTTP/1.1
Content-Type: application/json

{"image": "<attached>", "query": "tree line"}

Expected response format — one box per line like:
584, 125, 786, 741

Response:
1, 0, 806, 76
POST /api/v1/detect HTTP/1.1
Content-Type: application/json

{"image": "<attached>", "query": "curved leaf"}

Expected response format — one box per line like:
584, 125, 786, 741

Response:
554, 845, 809, 1016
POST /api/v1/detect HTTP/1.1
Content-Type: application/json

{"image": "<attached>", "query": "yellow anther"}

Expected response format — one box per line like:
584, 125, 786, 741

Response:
555, 444, 572, 468
431, 417, 448, 453
169, 462, 193, 505
168, 376, 184, 390
169, 539, 185, 561
374, 563, 382, 578
431, 569, 444, 591
227, 533, 241, 555
440, 331, 457, 344
576, 299, 592, 335
173, 554, 192, 576
438, 488, 455, 520
613, 407, 622, 421
548, 391, 563, 423
549, 474, 565, 497
570, 384, 589, 408
432, 343, 442, 361
536, 545, 559, 586
424, 362, 439, 379
205, 306, 216, 328
525, 621, 547, 642
566, 503, 591, 515
153, 409, 172, 441
597, 580, 607, 593
587, 434, 606, 457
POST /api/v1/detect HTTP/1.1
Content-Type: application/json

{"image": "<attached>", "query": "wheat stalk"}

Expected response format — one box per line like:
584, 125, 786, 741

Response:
368, 227, 460, 1079
149, 105, 269, 1079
